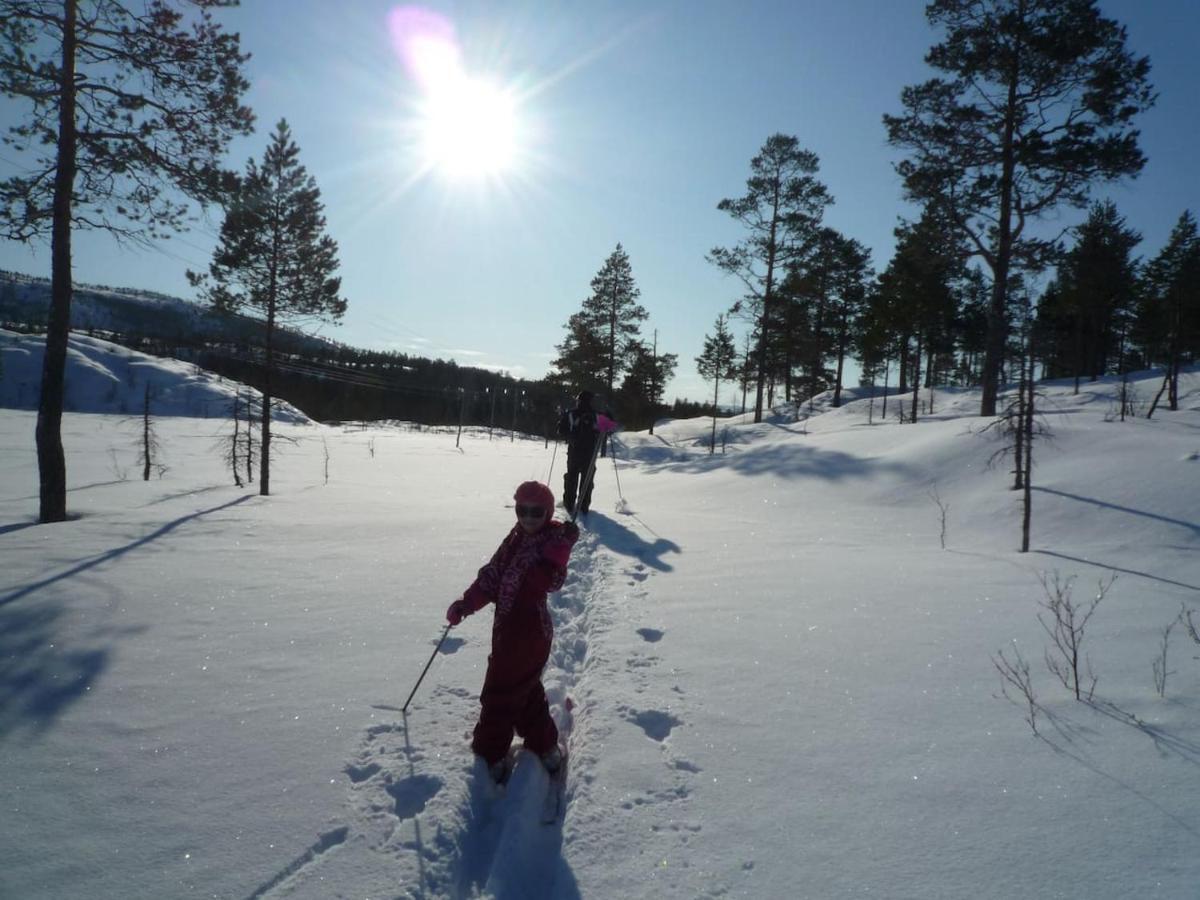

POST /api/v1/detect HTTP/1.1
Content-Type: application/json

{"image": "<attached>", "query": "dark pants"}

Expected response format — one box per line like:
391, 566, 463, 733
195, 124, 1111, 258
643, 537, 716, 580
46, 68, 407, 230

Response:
562, 455, 594, 514
471, 650, 557, 764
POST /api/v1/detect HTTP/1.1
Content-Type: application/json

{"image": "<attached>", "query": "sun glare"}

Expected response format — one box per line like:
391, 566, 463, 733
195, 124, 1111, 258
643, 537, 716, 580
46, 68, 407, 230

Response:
419, 77, 518, 179
389, 6, 524, 183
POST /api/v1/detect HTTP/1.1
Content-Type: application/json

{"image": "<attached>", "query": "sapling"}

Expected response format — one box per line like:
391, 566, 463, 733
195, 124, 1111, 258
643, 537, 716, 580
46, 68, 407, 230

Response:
993, 641, 1040, 736
1152, 614, 1178, 698
1037, 571, 1115, 701
928, 483, 949, 549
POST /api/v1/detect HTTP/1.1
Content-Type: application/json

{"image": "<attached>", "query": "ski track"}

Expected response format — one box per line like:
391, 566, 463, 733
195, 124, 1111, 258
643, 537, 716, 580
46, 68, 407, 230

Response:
261, 509, 705, 899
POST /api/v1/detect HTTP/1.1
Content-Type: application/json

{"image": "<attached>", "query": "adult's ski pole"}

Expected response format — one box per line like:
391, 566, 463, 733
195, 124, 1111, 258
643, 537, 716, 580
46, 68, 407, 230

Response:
610, 438, 624, 503
401, 623, 452, 714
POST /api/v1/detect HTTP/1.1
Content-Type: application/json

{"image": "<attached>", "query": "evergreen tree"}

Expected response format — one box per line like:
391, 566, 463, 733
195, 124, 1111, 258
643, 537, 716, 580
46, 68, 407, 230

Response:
1039, 201, 1141, 387
696, 314, 739, 453
190, 119, 346, 496
0, 0, 253, 522
1139, 211, 1200, 414
876, 209, 964, 421
588, 244, 648, 397
549, 310, 608, 396
884, 0, 1155, 418
619, 336, 677, 431
708, 134, 832, 423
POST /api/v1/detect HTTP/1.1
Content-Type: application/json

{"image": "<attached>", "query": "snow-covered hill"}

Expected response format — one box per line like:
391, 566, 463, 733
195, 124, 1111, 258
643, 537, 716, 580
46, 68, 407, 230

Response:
1, 328, 309, 422
1, 342, 1198, 899
0, 270, 332, 354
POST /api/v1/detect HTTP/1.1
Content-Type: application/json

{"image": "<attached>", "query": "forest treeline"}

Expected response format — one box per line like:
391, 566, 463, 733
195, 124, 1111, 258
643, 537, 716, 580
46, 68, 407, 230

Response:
3, 0, 1197, 520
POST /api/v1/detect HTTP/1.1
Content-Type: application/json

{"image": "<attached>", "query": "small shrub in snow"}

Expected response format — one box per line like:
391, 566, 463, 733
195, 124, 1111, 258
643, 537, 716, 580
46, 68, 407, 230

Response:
1037, 571, 1114, 701
107, 448, 128, 482
1152, 614, 1178, 699
928, 483, 949, 549
993, 641, 1040, 736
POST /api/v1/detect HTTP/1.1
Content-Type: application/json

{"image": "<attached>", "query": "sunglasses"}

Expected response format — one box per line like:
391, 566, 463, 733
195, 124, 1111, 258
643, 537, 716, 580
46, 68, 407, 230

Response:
515, 504, 546, 519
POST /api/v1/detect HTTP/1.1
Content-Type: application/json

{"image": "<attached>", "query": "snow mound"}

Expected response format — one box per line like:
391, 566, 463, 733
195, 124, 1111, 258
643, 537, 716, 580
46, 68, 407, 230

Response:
0, 328, 309, 422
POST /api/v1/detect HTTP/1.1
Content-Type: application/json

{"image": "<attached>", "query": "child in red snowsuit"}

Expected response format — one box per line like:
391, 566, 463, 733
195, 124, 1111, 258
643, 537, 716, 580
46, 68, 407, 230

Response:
446, 481, 579, 779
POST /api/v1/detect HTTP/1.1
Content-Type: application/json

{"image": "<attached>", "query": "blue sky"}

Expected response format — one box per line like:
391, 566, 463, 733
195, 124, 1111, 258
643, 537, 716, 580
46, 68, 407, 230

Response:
1, 0, 1196, 404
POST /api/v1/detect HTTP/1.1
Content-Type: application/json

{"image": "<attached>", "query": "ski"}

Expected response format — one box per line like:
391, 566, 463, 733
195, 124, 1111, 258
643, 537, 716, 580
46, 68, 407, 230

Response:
540, 696, 574, 825
540, 748, 569, 825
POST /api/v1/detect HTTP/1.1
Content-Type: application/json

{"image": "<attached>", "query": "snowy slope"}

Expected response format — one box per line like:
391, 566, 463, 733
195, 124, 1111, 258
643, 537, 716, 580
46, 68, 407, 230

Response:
1, 328, 309, 421
1, 349, 1198, 899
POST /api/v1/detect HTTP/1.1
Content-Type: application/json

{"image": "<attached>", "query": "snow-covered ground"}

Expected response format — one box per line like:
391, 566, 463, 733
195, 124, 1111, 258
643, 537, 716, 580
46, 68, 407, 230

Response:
2, 334, 1199, 899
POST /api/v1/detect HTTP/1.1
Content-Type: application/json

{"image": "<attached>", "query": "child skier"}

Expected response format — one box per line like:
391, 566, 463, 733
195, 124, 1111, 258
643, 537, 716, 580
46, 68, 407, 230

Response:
446, 481, 580, 782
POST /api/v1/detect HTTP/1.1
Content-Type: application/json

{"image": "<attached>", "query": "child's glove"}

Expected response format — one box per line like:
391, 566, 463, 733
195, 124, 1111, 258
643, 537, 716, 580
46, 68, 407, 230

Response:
446, 598, 470, 626
542, 523, 580, 569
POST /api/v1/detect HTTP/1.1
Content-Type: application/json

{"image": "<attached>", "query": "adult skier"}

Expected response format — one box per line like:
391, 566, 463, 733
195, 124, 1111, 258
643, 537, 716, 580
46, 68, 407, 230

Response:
557, 390, 602, 516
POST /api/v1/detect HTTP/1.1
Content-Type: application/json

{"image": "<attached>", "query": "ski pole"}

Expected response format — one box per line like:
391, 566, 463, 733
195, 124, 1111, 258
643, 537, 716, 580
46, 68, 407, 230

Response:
401, 623, 452, 714
570, 436, 605, 524
610, 438, 624, 502
547, 438, 559, 483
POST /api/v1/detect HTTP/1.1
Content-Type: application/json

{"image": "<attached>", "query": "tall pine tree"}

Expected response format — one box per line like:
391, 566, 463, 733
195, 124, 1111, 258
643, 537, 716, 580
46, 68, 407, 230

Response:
1138, 211, 1199, 414
190, 119, 346, 496
553, 243, 648, 399
708, 134, 832, 423
0, 0, 253, 522
884, 0, 1154, 418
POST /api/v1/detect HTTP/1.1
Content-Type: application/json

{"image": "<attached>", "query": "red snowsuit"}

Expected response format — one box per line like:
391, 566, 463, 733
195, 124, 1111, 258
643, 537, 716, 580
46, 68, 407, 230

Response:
458, 519, 578, 765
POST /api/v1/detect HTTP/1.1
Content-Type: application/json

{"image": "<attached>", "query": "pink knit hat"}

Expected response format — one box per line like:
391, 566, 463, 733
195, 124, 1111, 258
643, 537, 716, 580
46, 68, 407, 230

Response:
514, 481, 555, 519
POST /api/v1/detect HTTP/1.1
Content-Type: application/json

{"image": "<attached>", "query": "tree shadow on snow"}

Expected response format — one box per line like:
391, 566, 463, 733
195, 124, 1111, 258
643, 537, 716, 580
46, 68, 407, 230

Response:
640, 441, 917, 482
1033, 702, 1200, 838
0, 595, 145, 740
585, 512, 681, 572
1032, 549, 1200, 593
1031, 486, 1200, 539
0, 494, 254, 608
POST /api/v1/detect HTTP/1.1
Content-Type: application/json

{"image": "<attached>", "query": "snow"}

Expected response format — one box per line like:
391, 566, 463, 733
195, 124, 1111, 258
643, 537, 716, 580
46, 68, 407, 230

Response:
2, 332, 1199, 899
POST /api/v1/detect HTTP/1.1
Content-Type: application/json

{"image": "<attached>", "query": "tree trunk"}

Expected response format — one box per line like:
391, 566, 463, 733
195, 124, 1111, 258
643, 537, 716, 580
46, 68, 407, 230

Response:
710, 377, 719, 454
753, 185, 782, 424
36, 0, 78, 523
881, 358, 890, 420
260, 297, 275, 497
143, 383, 152, 481
832, 320, 847, 408
910, 332, 922, 424
981, 22, 1022, 419
1020, 336, 1035, 552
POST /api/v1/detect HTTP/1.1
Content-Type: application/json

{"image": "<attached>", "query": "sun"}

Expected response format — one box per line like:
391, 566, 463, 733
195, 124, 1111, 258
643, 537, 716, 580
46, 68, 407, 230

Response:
417, 76, 519, 180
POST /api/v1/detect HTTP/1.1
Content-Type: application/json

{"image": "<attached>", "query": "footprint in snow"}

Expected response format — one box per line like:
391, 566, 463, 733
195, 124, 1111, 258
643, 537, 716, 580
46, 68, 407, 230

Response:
637, 628, 664, 643
344, 761, 381, 783
385, 774, 443, 819
624, 707, 683, 742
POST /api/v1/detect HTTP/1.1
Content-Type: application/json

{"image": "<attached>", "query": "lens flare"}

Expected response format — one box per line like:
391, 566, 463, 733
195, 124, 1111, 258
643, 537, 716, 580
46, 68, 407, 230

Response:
387, 6, 461, 90
388, 5, 520, 181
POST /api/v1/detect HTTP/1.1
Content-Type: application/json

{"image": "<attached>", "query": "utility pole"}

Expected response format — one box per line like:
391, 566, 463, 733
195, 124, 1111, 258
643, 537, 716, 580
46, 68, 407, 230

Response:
649, 329, 658, 435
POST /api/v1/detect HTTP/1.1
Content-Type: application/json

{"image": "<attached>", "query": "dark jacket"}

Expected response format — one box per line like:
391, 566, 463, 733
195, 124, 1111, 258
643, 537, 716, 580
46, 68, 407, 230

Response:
557, 406, 599, 464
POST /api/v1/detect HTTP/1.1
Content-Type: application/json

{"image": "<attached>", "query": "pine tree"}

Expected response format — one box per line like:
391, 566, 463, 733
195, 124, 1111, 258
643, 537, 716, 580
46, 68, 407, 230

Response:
875, 209, 964, 422
0, 0, 253, 522
884, 0, 1155, 418
619, 336, 677, 431
586, 244, 648, 397
190, 120, 346, 496
552, 244, 648, 399
696, 314, 739, 453
708, 134, 832, 423
1040, 202, 1142, 388
1139, 211, 1200, 415
550, 310, 608, 395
